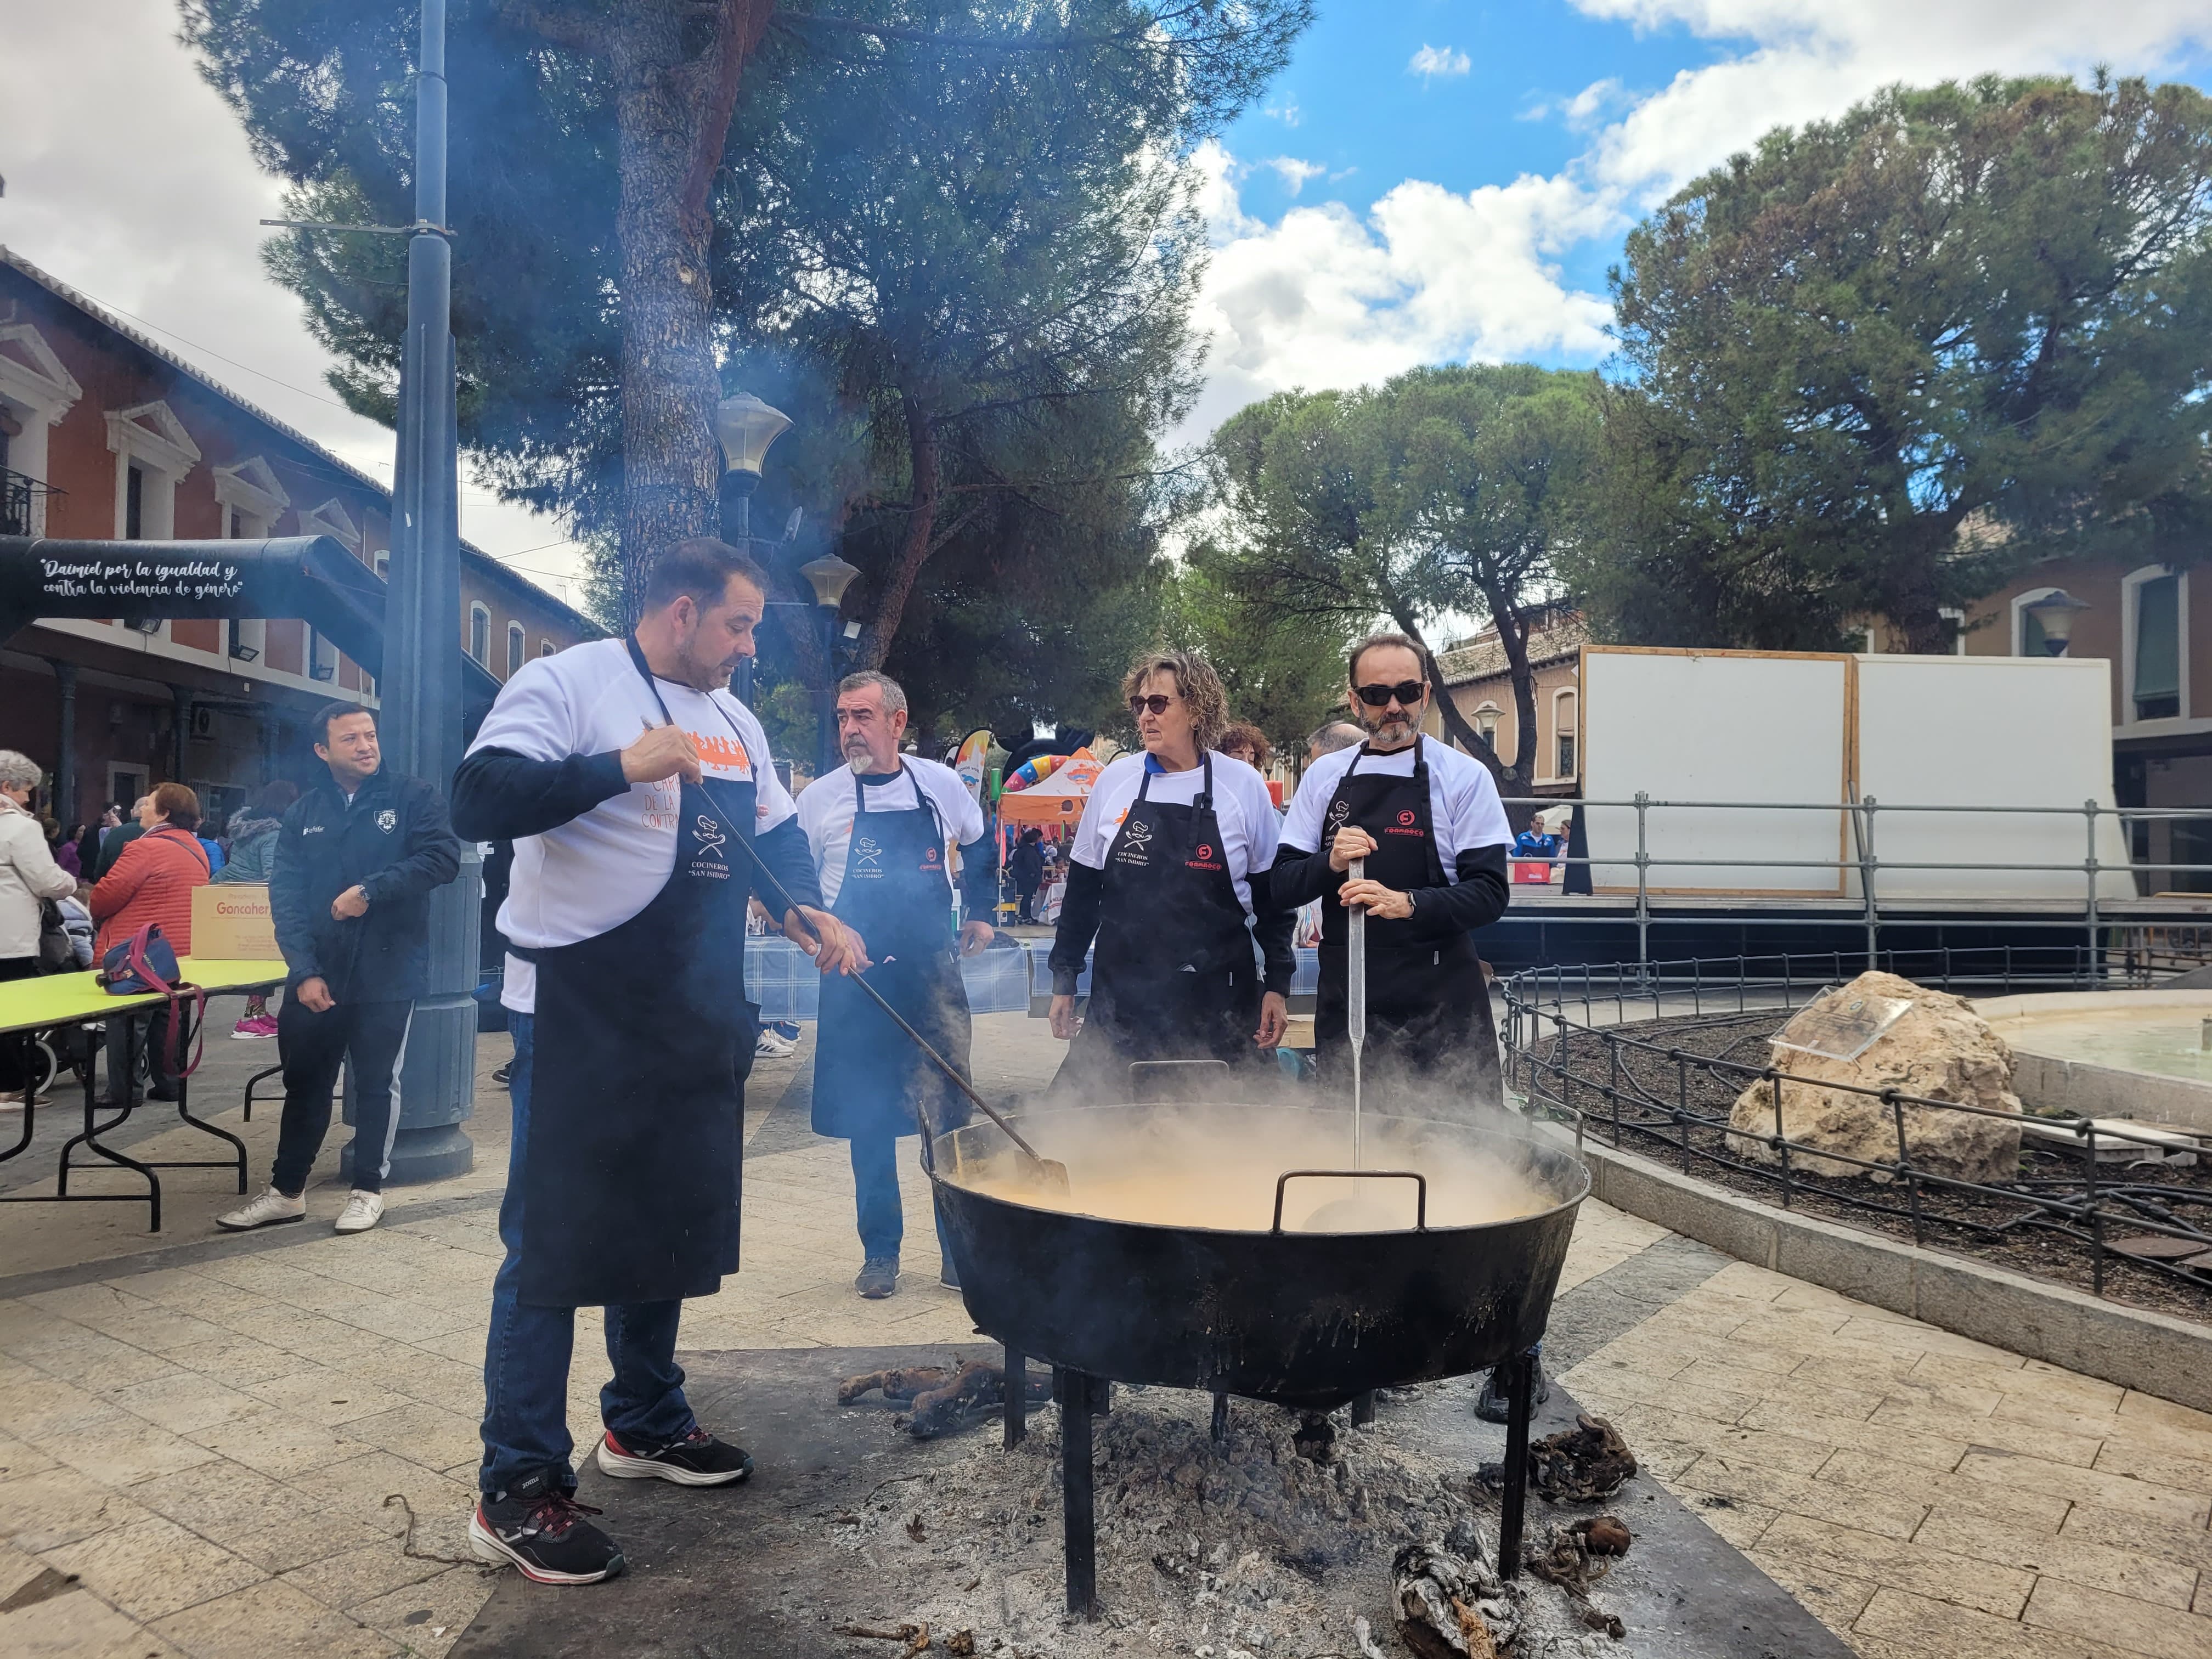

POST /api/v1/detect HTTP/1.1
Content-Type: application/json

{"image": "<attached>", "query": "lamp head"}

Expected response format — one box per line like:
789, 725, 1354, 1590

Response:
2023, 589, 2090, 657
714, 392, 792, 477
798, 552, 862, 610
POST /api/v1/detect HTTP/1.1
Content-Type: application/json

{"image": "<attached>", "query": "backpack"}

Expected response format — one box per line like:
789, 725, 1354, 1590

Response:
97, 923, 206, 1080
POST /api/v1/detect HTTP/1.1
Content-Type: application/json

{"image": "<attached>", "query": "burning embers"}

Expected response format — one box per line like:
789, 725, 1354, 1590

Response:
812, 1385, 1645, 1657
842, 1362, 1053, 1439
1480, 1414, 1639, 1505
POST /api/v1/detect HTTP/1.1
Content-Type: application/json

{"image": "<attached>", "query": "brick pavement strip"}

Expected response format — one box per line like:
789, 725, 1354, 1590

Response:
0, 1015, 2207, 1655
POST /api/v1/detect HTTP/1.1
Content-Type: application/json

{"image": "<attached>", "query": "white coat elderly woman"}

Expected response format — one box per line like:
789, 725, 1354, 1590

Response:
0, 751, 78, 1106
0, 751, 75, 980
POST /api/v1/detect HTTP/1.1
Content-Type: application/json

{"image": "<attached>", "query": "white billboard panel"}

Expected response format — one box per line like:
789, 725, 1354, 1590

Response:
1851, 654, 2131, 901
1582, 649, 1851, 894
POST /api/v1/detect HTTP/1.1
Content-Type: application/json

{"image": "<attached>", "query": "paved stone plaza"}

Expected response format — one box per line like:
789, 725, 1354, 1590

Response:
0, 1005, 2207, 1657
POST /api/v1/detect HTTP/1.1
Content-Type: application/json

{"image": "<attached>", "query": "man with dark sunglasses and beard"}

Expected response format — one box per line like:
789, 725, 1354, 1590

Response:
1265, 633, 1512, 1099
1263, 633, 1528, 1419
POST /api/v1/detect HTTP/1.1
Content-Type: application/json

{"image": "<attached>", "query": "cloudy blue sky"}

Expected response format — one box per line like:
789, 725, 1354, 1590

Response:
1180, 0, 2212, 437
4, 1, 2210, 591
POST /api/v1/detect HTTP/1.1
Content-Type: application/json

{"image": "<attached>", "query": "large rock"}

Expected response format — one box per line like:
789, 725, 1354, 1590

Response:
1726, 971, 2022, 1183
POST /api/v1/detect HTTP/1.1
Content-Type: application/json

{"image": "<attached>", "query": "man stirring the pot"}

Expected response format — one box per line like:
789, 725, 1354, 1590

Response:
1268, 632, 1511, 1099
1266, 632, 1528, 1417
797, 670, 997, 1302
452, 538, 864, 1586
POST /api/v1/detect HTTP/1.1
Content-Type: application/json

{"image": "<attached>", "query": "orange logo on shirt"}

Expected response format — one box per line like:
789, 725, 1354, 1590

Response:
687, 730, 753, 777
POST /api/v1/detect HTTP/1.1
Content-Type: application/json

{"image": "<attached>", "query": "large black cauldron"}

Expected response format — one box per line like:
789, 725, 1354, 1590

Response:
929, 1102, 1589, 1615
934, 1104, 1586, 1410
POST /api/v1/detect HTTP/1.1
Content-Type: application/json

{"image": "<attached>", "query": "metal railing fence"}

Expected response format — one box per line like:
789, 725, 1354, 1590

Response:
1502, 793, 2212, 971
1501, 947, 2212, 1302
0, 468, 62, 538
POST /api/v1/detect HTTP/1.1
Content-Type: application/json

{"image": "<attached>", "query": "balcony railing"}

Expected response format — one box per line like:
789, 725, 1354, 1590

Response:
0, 467, 64, 536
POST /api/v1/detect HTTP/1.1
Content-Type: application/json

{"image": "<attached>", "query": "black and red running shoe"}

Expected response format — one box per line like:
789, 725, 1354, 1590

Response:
595, 1424, 754, 1487
468, 1471, 624, 1585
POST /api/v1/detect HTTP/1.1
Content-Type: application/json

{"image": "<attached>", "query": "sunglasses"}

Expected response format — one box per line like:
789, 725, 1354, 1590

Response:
1127, 693, 1181, 717
1353, 680, 1426, 709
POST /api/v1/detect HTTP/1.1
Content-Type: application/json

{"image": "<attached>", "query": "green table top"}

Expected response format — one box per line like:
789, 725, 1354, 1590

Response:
0, 958, 289, 1036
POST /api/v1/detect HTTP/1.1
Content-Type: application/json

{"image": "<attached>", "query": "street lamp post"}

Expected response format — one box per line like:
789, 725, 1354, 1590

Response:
363, 0, 478, 1183
2022, 589, 2091, 658
798, 552, 861, 777
715, 393, 791, 707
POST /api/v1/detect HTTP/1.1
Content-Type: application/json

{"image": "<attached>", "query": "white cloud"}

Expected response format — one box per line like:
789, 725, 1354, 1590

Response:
1408, 44, 1474, 81
0, 0, 588, 593
1262, 156, 1327, 195
1177, 146, 1615, 443
1264, 99, 1303, 127
1186, 0, 2212, 445
1571, 0, 2212, 202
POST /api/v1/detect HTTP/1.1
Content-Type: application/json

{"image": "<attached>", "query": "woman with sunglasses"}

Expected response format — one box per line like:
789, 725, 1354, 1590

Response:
1045, 650, 1294, 1100
1266, 633, 1512, 1105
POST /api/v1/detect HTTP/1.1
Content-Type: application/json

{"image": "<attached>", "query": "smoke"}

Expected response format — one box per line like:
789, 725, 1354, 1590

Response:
938, 983, 1579, 1235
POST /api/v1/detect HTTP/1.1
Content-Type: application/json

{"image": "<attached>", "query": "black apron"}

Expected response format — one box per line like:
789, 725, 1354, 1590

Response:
515, 640, 760, 1307
1312, 738, 1501, 1105
1049, 754, 1261, 1101
810, 767, 973, 1144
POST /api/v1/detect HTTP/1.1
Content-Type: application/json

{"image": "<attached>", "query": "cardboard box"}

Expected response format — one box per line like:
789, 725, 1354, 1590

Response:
191, 883, 283, 961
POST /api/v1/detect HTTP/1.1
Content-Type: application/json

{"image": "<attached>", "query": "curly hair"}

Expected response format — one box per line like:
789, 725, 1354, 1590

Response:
1122, 649, 1229, 753
1218, 722, 1272, 770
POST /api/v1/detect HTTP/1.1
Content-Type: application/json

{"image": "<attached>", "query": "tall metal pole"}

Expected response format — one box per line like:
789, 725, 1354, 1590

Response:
717, 475, 755, 706
352, 0, 479, 1183
51, 659, 76, 825
817, 605, 838, 777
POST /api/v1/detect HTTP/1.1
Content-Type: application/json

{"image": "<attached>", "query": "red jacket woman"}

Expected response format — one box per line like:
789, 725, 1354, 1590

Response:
91, 783, 211, 958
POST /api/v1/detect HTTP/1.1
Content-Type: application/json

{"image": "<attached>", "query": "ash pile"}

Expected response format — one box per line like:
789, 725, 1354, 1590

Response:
811, 1385, 1637, 1658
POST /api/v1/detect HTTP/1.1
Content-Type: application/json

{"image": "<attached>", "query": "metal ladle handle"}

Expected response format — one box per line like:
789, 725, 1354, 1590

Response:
668, 744, 1049, 1169
1271, 1169, 1428, 1233
1347, 856, 1365, 1169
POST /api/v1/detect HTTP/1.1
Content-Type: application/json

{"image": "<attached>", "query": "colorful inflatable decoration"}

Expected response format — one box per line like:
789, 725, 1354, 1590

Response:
997, 747, 1106, 823
952, 728, 994, 806
1003, 753, 1069, 792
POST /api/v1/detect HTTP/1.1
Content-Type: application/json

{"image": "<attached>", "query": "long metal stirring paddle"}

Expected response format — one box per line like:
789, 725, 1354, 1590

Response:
1347, 855, 1366, 1170
668, 746, 1071, 1195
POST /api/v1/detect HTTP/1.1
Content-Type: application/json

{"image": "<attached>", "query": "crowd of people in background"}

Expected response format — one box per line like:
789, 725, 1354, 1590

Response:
0, 732, 444, 1121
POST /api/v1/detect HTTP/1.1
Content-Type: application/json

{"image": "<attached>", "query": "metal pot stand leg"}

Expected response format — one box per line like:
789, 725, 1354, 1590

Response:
1054, 1367, 1112, 1621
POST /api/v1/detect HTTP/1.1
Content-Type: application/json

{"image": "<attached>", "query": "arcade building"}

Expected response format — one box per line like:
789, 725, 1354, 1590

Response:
0, 247, 600, 833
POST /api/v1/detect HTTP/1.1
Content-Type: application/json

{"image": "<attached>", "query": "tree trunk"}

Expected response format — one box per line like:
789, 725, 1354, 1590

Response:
1384, 601, 1531, 817
1876, 506, 1971, 656
855, 391, 940, 671
606, 1, 775, 628
1489, 586, 1543, 815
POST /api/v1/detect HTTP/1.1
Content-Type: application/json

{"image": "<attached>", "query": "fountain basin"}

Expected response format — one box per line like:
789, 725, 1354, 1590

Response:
1973, 990, 2212, 1132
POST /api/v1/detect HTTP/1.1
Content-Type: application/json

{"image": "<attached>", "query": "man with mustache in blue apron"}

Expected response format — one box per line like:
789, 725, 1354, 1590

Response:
797, 670, 998, 1301
453, 539, 865, 1585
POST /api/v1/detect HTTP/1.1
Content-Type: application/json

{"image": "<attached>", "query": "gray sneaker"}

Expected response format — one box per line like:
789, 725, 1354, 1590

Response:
855, 1256, 900, 1299
217, 1187, 306, 1232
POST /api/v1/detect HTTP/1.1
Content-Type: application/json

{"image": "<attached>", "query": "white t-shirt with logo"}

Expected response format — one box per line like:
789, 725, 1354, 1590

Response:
1279, 738, 1511, 876
796, 758, 985, 906
468, 637, 797, 1014
1067, 751, 1281, 916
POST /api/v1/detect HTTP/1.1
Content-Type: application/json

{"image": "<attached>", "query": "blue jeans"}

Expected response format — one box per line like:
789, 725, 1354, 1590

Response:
479, 1013, 698, 1496
849, 1132, 952, 1263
